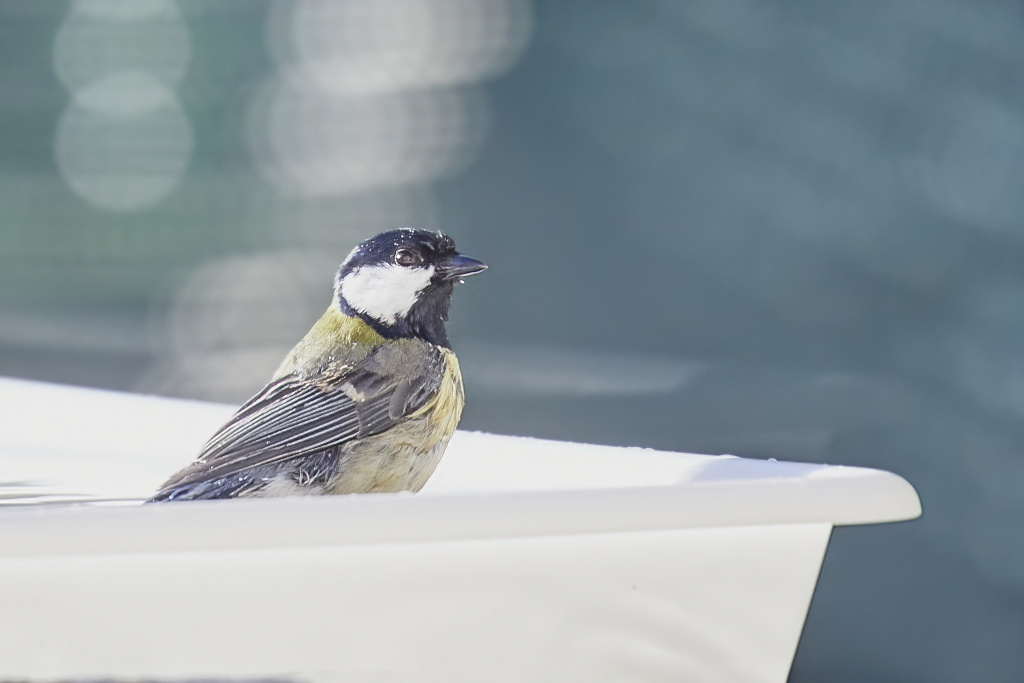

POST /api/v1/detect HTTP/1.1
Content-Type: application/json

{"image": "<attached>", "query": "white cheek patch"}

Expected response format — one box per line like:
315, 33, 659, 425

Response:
339, 264, 435, 324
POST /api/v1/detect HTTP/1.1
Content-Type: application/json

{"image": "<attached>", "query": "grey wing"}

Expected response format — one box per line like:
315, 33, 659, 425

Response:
152, 344, 444, 496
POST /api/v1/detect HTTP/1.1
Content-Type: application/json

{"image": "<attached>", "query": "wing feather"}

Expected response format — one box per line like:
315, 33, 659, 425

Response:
154, 343, 444, 495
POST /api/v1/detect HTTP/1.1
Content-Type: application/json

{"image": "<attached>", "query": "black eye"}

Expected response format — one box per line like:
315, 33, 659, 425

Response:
394, 248, 421, 267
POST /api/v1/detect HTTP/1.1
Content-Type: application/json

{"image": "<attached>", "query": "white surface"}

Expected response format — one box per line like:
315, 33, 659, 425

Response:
0, 524, 832, 683
0, 376, 921, 526
0, 377, 921, 682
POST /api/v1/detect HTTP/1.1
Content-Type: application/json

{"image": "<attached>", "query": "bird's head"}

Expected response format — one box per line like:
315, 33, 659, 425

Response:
335, 229, 486, 347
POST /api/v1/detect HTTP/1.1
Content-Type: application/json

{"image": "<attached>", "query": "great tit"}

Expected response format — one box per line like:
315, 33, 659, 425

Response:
148, 229, 486, 502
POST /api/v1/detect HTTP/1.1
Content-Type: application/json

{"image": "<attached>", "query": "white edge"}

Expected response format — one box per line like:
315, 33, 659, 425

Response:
0, 470, 920, 558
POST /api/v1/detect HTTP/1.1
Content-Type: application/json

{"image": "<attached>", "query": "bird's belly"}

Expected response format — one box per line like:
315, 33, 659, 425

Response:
329, 415, 453, 494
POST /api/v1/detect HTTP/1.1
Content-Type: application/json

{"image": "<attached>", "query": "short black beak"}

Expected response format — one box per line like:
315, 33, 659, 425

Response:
437, 254, 487, 279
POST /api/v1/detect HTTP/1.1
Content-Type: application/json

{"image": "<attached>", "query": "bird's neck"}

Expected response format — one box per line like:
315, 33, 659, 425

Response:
273, 307, 385, 378
336, 288, 452, 349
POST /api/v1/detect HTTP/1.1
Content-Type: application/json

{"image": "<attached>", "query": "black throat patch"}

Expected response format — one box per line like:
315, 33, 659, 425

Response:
336, 279, 454, 348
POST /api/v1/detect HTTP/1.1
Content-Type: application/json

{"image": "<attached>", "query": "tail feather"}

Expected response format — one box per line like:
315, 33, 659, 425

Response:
146, 473, 267, 503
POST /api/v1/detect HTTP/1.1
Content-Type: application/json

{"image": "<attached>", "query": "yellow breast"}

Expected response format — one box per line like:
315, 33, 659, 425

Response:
413, 348, 465, 449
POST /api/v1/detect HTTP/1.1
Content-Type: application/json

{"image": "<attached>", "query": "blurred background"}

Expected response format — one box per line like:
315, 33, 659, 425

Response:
1, 0, 1023, 680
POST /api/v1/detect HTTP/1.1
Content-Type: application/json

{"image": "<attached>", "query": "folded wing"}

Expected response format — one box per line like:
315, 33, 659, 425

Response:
153, 342, 444, 496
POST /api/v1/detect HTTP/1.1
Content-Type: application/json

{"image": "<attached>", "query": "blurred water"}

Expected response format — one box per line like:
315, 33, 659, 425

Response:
1, 1, 1023, 680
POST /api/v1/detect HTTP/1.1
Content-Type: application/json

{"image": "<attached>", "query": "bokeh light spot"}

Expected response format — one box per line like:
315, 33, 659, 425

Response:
248, 79, 487, 196
54, 0, 190, 93
275, 0, 532, 95
56, 73, 193, 212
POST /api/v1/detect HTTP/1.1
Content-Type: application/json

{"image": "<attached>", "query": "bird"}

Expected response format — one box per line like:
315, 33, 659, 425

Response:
148, 228, 486, 502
